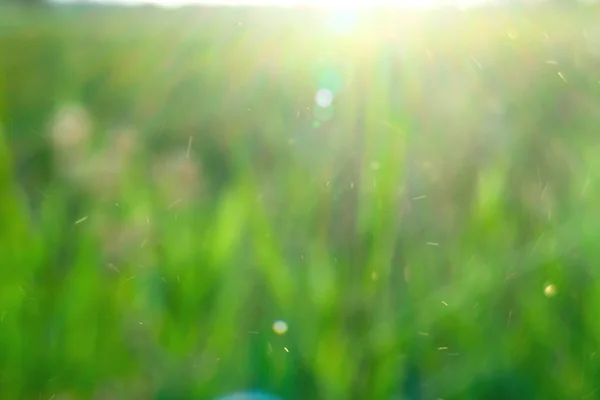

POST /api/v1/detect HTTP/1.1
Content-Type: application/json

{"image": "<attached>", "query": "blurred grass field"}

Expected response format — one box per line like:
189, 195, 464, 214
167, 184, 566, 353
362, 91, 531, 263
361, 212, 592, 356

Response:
2, 3, 600, 399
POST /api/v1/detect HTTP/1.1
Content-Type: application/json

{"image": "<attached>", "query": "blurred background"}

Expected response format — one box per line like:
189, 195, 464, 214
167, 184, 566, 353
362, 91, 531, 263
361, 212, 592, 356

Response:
2, 0, 600, 399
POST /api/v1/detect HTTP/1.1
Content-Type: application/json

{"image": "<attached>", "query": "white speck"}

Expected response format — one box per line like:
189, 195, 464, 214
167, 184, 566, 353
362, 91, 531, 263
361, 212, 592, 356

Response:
273, 320, 288, 335
168, 199, 182, 209
107, 263, 120, 273
471, 56, 482, 69
546, 60, 558, 65
186, 136, 193, 159
350, 181, 354, 189
441, 301, 448, 306
284, 347, 289, 353
438, 347, 448, 350
75, 216, 88, 225
412, 195, 427, 200
427, 242, 439, 246
558, 72, 567, 83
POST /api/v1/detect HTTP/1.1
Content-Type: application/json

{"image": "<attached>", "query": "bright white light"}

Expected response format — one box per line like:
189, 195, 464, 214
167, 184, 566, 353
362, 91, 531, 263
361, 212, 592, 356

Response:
272, 320, 288, 335
329, 8, 359, 36
63, 0, 491, 10
315, 89, 334, 108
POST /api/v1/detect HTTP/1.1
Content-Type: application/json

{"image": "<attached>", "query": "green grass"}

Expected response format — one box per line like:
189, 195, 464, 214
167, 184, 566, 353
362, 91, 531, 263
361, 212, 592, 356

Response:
2, 4, 600, 399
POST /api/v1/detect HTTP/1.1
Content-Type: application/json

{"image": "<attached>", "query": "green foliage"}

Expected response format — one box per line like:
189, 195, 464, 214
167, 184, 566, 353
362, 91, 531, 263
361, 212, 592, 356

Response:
1, 4, 600, 399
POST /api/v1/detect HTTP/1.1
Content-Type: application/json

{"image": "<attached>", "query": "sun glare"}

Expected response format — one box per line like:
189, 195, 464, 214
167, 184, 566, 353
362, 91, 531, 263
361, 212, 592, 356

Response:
84, 0, 469, 10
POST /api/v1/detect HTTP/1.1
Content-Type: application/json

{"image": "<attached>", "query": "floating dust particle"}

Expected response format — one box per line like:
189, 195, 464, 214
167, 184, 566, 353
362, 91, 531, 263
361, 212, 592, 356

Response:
267, 342, 273, 354
284, 347, 289, 353
546, 60, 558, 65
123, 275, 136, 284
350, 181, 354, 189
140, 239, 148, 248
74, 216, 88, 225
412, 195, 427, 200
558, 72, 567, 83
107, 263, 120, 273
427, 242, 439, 246
438, 347, 448, 351
418, 332, 429, 336
471, 56, 482, 69
441, 301, 448, 306
371, 271, 378, 281
507, 29, 519, 39
544, 283, 557, 297
168, 198, 182, 209
326, 181, 330, 187
272, 320, 288, 335
186, 136, 193, 159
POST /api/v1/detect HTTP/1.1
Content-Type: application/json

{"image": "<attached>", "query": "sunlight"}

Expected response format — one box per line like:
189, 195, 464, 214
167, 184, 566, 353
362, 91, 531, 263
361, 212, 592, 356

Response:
85, 0, 480, 10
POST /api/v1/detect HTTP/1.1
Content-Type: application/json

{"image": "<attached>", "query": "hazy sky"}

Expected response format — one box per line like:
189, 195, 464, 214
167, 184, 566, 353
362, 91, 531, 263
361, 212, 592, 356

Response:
81, 0, 493, 9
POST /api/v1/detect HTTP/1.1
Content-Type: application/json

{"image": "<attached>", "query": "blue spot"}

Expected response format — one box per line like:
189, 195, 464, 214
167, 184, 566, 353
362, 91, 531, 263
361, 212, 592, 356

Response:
215, 391, 283, 400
